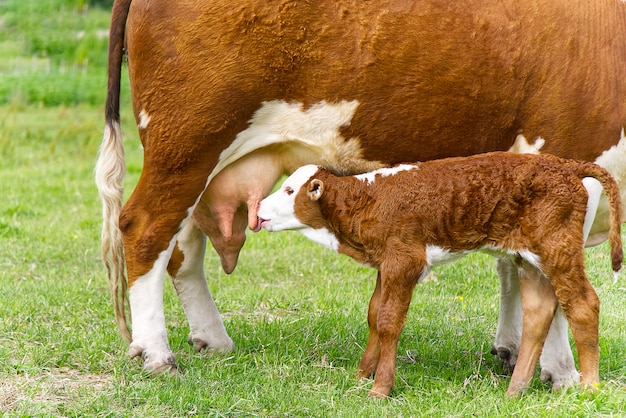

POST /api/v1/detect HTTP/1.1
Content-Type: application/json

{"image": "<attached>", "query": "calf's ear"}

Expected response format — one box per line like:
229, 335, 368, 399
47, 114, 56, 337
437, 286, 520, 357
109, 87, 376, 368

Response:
308, 179, 324, 201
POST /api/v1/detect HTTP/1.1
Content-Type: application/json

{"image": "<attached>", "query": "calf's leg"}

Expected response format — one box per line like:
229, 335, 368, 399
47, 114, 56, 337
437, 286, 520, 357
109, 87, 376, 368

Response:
494, 258, 578, 388
356, 272, 382, 379
369, 262, 422, 398
552, 270, 600, 388
506, 265, 558, 396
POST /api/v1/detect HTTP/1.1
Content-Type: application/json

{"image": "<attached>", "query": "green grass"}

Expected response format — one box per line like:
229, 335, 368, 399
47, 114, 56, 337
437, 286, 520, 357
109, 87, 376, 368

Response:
1, 104, 626, 416
1, 0, 626, 416
0, 0, 113, 106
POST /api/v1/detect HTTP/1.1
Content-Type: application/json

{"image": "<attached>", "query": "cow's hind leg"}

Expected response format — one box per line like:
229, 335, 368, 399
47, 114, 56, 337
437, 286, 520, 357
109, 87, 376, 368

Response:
539, 308, 579, 390
506, 264, 558, 396
168, 220, 235, 355
356, 271, 382, 380
492, 258, 522, 372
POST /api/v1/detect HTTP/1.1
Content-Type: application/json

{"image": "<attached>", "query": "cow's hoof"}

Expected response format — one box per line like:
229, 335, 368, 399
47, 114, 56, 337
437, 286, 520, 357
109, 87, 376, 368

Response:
145, 362, 179, 376
491, 345, 517, 374
127, 344, 143, 360
187, 332, 235, 355
128, 343, 178, 375
540, 367, 579, 391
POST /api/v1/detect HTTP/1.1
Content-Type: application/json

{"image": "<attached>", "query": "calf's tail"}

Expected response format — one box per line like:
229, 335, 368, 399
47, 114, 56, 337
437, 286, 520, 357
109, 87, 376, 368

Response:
94, 0, 134, 343
577, 162, 623, 274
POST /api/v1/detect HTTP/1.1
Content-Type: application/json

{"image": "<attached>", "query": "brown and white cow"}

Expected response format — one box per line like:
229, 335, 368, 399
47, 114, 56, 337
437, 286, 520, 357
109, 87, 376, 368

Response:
256, 153, 623, 397
96, 0, 626, 383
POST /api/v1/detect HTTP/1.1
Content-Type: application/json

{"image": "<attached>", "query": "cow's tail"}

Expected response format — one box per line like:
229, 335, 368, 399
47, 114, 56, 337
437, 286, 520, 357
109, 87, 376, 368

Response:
576, 161, 623, 275
94, 0, 133, 343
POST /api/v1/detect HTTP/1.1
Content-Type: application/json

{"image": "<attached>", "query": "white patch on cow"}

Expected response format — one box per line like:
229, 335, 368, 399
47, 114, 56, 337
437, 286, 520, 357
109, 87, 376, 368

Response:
127, 235, 178, 367
595, 128, 626, 179
355, 164, 418, 184
257, 165, 320, 232
138, 109, 151, 130
507, 134, 545, 154
203, 100, 382, 188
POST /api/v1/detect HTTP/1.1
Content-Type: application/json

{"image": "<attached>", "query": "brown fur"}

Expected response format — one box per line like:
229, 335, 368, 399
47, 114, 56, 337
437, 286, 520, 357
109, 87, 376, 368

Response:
292, 152, 622, 397
99, 0, 626, 355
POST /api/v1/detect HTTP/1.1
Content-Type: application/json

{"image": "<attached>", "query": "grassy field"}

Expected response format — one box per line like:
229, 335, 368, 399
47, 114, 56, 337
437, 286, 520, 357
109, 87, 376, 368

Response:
2, 1, 626, 417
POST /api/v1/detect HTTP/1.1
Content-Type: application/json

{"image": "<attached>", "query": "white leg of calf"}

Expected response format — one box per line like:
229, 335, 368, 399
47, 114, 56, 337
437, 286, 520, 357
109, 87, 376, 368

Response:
539, 307, 580, 389
492, 258, 522, 372
172, 221, 234, 354
128, 240, 177, 373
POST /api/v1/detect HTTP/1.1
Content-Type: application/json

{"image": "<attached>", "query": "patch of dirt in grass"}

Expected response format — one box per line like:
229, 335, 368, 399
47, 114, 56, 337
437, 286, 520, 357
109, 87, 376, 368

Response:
0, 367, 113, 413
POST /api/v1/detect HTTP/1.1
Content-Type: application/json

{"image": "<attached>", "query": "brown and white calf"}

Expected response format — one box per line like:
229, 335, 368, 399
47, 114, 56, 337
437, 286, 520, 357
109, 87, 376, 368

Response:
256, 152, 623, 397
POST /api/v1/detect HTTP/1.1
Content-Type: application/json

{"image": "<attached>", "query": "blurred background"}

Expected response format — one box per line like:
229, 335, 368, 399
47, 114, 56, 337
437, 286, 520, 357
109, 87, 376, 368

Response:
0, 0, 115, 107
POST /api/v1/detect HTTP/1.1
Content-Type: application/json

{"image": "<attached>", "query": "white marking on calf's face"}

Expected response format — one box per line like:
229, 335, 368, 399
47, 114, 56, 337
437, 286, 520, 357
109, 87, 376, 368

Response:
258, 165, 341, 251
257, 165, 320, 232
355, 164, 418, 184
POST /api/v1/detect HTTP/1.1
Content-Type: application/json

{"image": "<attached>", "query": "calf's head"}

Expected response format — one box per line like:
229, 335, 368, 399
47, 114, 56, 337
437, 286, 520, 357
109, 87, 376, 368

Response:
256, 164, 339, 250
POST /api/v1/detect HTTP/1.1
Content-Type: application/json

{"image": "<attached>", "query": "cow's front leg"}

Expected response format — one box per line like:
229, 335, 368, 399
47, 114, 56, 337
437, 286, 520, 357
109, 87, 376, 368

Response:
168, 220, 234, 354
126, 236, 178, 373
493, 258, 577, 388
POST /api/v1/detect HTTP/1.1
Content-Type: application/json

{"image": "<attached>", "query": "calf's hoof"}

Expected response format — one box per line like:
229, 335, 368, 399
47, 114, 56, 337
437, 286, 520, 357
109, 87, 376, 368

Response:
505, 380, 528, 397
581, 381, 600, 393
367, 386, 391, 399
187, 332, 235, 355
355, 368, 374, 380
491, 345, 517, 374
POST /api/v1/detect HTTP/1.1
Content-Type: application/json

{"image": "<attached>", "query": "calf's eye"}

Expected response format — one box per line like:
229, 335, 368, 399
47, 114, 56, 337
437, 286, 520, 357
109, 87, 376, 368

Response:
285, 187, 294, 195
